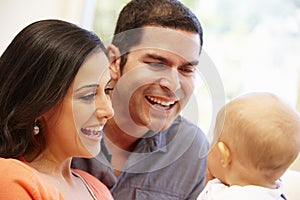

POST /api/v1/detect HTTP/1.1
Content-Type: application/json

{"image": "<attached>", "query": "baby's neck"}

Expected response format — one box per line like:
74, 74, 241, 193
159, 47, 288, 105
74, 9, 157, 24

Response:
225, 165, 279, 189
227, 177, 278, 189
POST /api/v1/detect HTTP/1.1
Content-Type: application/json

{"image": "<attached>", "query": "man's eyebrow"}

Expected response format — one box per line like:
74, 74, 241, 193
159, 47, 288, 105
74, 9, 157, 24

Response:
144, 53, 199, 66
74, 84, 99, 92
144, 53, 168, 63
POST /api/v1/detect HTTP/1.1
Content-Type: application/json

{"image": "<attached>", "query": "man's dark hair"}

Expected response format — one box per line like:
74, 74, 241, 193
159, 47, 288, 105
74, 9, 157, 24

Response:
111, 0, 203, 71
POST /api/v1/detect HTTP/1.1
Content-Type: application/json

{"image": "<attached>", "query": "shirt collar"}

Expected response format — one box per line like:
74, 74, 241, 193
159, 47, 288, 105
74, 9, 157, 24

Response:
101, 116, 182, 159
132, 115, 182, 153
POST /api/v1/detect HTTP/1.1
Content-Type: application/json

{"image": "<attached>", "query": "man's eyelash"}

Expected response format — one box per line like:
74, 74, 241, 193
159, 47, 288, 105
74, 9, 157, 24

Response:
104, 87, 114, 94
181, 68, 195, 73
145, 62, 165, 67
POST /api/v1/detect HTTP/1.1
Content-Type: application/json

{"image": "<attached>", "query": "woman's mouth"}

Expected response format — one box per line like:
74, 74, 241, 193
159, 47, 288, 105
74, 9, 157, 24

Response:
80, 126, 104, 138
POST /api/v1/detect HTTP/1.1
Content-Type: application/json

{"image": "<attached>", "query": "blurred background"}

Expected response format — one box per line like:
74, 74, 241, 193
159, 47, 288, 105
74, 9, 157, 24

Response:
1, 0, 300, 169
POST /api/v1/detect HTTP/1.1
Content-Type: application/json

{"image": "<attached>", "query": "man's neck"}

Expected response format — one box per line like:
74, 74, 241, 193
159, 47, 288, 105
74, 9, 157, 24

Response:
103, 118, 148, 176
104, 118, 145, 151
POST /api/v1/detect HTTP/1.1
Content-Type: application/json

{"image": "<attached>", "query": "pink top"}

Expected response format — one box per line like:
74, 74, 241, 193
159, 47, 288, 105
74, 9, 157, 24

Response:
0, 157, 113, 200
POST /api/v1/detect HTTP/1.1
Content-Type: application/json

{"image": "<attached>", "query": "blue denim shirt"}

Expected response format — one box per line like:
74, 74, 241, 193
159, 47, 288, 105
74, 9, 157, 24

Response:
72, 116, 209, 200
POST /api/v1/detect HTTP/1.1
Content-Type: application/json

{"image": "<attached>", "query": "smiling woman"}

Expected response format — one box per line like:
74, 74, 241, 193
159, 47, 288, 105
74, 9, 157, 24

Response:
0, 19, 113, 200
42, 50, 113, 158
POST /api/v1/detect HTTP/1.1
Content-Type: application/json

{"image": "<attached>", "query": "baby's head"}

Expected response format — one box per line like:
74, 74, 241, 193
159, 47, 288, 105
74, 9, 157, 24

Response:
208, 92, 300, 187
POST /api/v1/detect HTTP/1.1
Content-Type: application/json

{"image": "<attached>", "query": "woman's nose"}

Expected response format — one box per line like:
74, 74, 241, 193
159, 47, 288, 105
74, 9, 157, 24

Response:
95, 95, 114, 121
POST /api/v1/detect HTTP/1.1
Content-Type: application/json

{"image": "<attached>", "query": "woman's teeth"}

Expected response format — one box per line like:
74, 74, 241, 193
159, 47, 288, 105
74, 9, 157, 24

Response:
81, 126, 103, 137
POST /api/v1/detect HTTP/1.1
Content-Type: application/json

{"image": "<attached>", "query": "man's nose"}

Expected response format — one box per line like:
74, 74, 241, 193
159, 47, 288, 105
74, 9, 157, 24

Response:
159, 68, 180, 91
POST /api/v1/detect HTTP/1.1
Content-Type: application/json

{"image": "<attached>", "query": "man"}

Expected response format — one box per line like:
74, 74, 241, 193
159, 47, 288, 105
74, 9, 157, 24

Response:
72, 0, 209, 199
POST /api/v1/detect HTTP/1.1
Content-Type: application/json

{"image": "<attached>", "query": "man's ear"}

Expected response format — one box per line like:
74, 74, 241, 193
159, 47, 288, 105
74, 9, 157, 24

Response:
107, 44, 121, 80
217, 141, 231, 168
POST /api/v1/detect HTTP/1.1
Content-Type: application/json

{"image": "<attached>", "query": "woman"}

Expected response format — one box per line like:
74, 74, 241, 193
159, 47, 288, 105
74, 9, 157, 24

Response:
0, 19, 114, 199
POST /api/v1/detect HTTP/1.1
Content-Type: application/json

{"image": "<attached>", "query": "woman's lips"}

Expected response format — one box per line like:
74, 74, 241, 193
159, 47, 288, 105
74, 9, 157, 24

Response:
80, 126, 104, 138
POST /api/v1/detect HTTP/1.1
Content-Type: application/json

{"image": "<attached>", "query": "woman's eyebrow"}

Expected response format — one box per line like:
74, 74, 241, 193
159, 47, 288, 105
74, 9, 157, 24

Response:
74, 84, 99, 92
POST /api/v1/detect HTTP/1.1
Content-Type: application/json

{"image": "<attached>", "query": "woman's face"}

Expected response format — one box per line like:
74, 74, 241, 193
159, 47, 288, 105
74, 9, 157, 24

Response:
43, 50, 114, 158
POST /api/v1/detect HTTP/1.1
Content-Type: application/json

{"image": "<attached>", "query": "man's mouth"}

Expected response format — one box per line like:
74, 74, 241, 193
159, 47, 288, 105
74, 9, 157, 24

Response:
146, 95, 177, 109
81, 126, 104, 138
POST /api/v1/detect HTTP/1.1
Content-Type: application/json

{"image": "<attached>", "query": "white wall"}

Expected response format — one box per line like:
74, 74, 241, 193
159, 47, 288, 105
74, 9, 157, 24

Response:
0, 0, 96, 54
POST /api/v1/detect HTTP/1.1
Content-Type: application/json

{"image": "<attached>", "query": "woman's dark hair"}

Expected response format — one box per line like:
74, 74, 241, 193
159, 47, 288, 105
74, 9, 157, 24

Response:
0, 19, 106, 158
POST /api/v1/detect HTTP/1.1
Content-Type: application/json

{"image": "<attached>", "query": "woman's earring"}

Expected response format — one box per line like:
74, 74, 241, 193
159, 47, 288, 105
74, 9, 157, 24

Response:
33, 121, 39, 135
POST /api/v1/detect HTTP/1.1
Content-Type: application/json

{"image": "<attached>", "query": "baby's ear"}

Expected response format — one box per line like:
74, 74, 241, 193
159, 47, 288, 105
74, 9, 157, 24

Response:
217, 141, 231, 167
107, 44, 121, 80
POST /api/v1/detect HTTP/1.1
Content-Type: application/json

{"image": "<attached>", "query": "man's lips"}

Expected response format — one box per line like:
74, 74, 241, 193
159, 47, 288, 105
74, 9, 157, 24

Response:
145, 95, 177, 109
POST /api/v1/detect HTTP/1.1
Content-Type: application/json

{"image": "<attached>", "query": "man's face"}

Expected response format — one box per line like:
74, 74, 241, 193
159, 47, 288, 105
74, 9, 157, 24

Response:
111, 26, 201, 135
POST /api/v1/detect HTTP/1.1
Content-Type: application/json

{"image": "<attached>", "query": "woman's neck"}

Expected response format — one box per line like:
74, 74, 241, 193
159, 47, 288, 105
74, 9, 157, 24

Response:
23, 152, 95, 200
26, 152, 73, 181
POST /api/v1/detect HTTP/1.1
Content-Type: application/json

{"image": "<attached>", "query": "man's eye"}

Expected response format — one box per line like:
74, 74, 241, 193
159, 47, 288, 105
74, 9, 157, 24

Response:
79, 93, 96, 101
179, 66, 196, 74
146, 62, 165, 68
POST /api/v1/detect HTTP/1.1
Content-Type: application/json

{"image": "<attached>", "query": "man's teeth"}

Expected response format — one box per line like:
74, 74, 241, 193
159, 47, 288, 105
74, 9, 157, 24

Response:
147, 96, 175, 106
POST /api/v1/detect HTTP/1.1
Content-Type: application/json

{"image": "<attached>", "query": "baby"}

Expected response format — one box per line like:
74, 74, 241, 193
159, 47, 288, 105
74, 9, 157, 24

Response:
199, 92, 300, 200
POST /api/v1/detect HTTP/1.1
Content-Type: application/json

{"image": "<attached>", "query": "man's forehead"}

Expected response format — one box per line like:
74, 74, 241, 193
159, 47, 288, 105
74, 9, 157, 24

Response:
130, 26, 201, 61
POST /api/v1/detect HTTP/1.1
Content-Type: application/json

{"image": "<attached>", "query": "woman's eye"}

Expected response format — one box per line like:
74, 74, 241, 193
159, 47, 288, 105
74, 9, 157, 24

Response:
79, 93, 96, 101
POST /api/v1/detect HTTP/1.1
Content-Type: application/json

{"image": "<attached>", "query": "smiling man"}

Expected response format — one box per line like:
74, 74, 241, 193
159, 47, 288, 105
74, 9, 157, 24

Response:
72, 0, 209, 199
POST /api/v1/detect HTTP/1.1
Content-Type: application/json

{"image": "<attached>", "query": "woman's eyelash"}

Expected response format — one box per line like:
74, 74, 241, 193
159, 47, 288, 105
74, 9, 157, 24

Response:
79, 93, 96, 101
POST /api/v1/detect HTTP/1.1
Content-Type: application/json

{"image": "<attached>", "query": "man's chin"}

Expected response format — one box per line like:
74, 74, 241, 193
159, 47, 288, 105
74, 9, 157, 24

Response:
147, 117, 174, 132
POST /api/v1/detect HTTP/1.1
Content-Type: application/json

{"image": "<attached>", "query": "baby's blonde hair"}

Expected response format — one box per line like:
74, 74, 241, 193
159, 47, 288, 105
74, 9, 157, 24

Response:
214, 92, 300, 177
